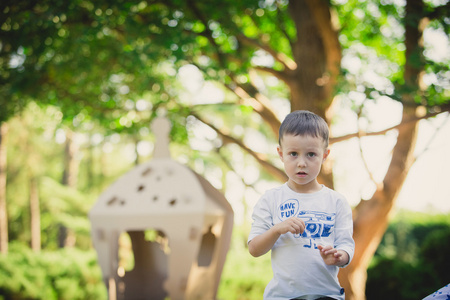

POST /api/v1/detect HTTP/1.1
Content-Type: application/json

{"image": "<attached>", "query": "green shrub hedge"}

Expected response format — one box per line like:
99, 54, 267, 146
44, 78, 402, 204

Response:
0, 243, 106, 300
367, 226, 450, 300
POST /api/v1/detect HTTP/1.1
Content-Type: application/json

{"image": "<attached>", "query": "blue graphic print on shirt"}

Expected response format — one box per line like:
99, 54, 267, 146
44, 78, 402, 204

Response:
277, 199, 336, 249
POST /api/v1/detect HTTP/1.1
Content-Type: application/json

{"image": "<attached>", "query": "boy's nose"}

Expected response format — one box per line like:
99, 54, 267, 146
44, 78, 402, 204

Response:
297, 157, 307, 167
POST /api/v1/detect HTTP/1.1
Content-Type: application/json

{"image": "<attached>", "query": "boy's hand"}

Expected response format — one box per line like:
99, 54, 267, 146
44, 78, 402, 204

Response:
248, 217, 305, 257
317, 245, 349, 266
274, 217, 305, 236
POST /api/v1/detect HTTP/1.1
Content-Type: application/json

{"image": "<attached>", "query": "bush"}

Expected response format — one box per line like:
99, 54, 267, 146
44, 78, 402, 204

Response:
420, 227, 450, 291
367, 218, 450, 300
0, 243, 106, 300
217, 227, 272, 300
366, 257, 437, 300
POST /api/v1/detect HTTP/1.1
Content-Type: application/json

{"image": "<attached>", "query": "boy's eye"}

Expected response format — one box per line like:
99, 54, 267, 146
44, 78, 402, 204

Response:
289, 152, 298, 157
307, 152, 316, 157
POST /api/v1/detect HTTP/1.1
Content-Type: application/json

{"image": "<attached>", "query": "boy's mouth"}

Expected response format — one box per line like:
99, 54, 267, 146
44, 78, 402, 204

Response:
297, 171, 307, 176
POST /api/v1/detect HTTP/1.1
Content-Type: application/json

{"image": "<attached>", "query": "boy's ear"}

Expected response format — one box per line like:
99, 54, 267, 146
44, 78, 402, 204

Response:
323, 148, 330, 161
277, 145, 283, 160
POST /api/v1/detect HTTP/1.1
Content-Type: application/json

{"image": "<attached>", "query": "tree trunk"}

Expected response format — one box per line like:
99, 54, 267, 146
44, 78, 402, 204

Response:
59, 128, 79, 248
338, 1, 425, 298
338, 110, 419, 299
288, 0, 328, 113
30, 176, 41, 251
62, 129, 79, 188
0, 122, 8, 254
287, 0, 340, 189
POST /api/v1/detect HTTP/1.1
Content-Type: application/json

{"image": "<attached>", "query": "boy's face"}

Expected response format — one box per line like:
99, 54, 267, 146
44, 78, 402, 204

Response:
277, 134, 330, 193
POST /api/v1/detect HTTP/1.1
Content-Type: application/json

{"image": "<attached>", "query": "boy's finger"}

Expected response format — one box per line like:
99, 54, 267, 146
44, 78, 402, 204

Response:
323, 248, 336, 255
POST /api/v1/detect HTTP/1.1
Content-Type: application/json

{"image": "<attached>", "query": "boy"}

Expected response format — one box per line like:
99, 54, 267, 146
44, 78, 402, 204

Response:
248, 110, 355, 300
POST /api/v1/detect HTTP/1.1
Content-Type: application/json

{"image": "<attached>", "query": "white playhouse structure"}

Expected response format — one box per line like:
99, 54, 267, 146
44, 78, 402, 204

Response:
89, 117, 234, 300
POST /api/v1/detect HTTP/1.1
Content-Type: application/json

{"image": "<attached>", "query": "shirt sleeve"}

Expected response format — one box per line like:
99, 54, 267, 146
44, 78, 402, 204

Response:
248, 193, 273, 244
334, 197, 355, 267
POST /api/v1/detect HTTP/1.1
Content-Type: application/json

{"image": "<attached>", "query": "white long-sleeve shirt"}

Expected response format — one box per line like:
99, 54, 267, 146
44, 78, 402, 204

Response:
248, 184, 355, 300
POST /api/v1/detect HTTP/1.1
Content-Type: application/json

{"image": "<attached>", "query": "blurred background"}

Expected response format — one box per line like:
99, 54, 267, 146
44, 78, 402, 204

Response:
0, 0, 449, 299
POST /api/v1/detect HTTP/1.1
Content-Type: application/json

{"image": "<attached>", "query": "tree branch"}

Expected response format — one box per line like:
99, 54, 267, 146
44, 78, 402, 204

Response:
275, 1, 294, 46
185, 0, 227, 68
187, 58, 281, 136
216, 147, 259, 192
413, 112, 450, 162
223, 79, 281, 136
355, 106, 379, 186
253, 66, 292, 82
191, 112, 287, 182
330, 109, 450, 144
235, 34, 297, 71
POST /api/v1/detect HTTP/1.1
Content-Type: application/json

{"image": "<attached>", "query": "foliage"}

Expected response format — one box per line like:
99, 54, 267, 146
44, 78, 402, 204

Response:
0, 243, 106, 300
366, 212, 450, 300
0, 0, 181, 139
38, 177, 95, 250
217, 226, 272, 300
335, 0, 450, 114
366, 257, 437, 300
374, 209, 450, 264
5, 107, 96, 249
419, 226, 450, 285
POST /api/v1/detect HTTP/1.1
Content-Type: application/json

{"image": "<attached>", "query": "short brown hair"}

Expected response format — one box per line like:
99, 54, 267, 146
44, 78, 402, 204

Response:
278, 110, 329, 148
